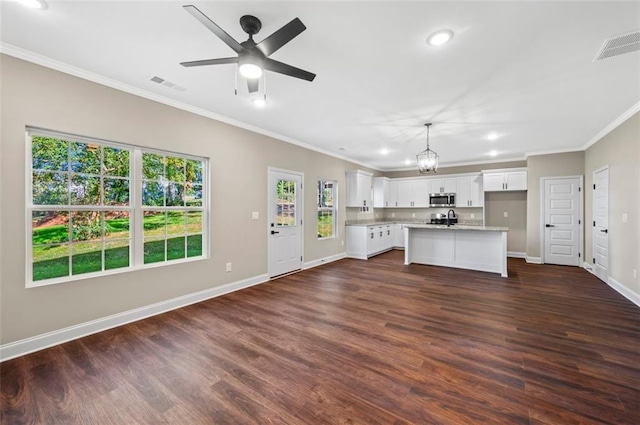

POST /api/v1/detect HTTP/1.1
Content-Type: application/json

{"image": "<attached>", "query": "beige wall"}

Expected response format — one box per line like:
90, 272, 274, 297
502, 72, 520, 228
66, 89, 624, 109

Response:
585, 112, 639, 298
0, 55, 371, 344
526, 151, 585, 258
485, 192, 527, 253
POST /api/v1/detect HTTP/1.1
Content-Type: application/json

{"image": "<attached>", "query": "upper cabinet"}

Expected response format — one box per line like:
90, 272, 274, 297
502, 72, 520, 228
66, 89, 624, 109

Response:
456, 174, 484, 207
428, 177, 457, 194
373, 177, 390, 208
346, 170, 373, 208
482, 168, 528, 192
389, 179, 429, 207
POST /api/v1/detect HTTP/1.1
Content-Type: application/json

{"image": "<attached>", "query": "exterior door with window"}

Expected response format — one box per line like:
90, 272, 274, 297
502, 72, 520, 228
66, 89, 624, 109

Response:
593, 167, 609, 283
268, 169, 303, 277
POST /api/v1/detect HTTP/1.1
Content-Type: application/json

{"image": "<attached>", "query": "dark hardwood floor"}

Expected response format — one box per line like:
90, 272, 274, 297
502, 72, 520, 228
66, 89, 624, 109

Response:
2, 251, 640, 424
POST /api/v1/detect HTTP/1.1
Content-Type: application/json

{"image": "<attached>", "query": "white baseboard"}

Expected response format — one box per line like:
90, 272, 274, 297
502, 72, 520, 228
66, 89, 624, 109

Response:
525, 255, 542, 264
346, 252, 368, 260
507, 251, 526, 259
303, 252, 346, 270
607, 277, 640, 308
582, 262, 594, 272
0, 273, 269, 363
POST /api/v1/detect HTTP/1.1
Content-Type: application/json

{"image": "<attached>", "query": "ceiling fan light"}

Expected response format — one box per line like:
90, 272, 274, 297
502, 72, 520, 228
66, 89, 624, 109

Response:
18, 0, 47, 9
252, 98, 267, 107
239, 63, 263, 79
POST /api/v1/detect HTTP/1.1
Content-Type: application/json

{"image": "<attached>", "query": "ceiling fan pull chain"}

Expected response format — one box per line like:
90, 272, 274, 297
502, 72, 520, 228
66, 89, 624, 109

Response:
263, 71, 268, 103
234, 63, 238, 95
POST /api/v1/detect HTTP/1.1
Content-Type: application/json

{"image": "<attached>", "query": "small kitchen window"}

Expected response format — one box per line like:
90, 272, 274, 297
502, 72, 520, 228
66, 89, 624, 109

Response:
317, 179, 337, 239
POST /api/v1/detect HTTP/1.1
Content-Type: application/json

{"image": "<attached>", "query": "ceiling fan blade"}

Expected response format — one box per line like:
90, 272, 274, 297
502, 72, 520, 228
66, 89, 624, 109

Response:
256, 18, 306, 57
180, 57, 239, 67
183, 5, 244, 54
247, 79, 259, 93
264, 58, 316, 82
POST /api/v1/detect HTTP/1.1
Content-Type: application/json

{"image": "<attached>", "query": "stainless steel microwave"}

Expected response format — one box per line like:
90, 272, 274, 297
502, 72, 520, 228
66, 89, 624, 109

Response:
429, 193, 455, 207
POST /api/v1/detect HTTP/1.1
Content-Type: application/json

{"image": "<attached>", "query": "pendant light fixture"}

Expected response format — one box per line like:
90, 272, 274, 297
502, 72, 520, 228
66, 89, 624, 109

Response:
416, 123, 439, 174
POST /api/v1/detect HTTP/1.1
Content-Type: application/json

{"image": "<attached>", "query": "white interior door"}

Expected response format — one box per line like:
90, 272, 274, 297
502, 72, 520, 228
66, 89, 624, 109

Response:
543, 177, 581, 266
268, 169, 303, 278
593, 168, 609, 282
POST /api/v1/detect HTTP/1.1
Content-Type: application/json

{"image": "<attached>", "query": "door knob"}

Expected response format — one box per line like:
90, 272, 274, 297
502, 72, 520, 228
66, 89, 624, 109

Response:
600, 229, 608, 233
271, 230, 280, 234
545, 224, 555, 228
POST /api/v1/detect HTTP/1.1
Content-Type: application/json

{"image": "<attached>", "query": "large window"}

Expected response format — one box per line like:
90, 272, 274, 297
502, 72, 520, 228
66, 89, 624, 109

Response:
27, 129, 208, 286
317, 179, 336, 238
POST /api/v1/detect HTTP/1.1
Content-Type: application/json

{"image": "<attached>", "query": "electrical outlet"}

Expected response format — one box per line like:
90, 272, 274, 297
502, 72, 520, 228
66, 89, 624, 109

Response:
503, 212, 509, 218
412, 213, 416, 218
252, 211, 259, 220
225, 262, 232, 272
341, 240, 344, 246
470, 213, 475, 219
391, 213, 395, 217
622, 213, 628, 223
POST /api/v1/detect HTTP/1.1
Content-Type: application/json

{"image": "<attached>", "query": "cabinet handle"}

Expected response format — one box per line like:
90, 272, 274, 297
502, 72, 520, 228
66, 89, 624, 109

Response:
387, 230, 390, 235
385, 201, 388, 207
371, 233, 374, 239
363, 200, 366, 206
380, 232, 383, 237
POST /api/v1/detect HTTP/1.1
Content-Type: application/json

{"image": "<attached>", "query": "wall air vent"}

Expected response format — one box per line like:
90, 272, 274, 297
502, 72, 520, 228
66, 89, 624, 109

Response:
594, 29, 640, 61
146, 75, 187, 92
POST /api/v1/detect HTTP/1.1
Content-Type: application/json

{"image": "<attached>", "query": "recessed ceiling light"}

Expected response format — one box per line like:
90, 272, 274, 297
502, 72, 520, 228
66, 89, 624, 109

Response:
252, 98, 267, 107
427, 29, 454, 46
404, 159, 412, 166
380, 148, 389, 155
17, 0, 47, 9
489, 150, 498, 157
486, 132, 499, 141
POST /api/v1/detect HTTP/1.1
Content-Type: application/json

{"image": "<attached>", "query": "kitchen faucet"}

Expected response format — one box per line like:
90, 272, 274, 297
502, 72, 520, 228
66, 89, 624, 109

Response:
447, 209, 456, 227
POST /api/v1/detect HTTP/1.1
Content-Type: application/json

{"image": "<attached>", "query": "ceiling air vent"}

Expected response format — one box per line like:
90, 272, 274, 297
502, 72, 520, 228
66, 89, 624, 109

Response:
594, 30, 640, 61
146, 75, 186, 92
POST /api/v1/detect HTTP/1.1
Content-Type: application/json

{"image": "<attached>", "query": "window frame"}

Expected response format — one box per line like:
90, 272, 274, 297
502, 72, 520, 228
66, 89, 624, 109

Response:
317, 178, 337, 239
25, 128, 210, 288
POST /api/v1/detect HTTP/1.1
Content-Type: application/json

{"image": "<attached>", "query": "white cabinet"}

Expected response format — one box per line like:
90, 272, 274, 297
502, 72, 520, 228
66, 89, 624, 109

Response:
346, 224, 394, 259
373, 177, 390, 208
391, 179, 429, 207
346, 170, 373, 208
428, 177, 457, 194
394, 223, 405, 248
456, 174, 484, 207
483, 169, 527, 192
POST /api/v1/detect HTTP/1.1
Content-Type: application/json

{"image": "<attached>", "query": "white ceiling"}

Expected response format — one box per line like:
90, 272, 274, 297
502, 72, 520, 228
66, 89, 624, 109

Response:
2, 1, 639, 170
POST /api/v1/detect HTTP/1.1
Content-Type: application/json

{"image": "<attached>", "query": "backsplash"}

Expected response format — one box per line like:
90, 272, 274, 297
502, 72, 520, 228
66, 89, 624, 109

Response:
347, 207, 484, 225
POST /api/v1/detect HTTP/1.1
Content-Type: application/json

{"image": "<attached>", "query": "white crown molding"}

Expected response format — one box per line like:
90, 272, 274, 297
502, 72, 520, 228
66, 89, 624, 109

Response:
582, 101, 640, 150
0, 43, 381, 172
383, 156, 527, 172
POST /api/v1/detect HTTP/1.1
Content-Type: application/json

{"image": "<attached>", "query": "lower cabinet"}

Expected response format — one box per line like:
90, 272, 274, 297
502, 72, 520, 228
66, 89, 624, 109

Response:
346, 224, 395, 259
394, 223, 405, 248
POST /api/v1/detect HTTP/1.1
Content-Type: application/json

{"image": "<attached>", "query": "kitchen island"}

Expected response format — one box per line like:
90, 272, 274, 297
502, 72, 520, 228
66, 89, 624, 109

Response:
403, 224, 509, 277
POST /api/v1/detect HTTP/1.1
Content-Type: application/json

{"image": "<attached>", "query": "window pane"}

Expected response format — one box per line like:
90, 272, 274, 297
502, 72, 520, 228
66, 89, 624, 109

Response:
72, 241, 103, 275
70, 174, 100, 205
186, 160, 203, 185
32, 211, 69, 245
104, 178, 129, 206
187, 211, 202, 234
187, 234, 203, 257
105, 239, 129, 270
142, 152, 164, 179
167, 211, 185, 236
103, 147, 130, 177
318, 210, 334, 238
186, 184, 202, 206
143, 211, 166, 238
105, 211, 130, 237
71, 142, 101, 175
144, 237, 166, 264
32, 136, 68, 171
166, 183, 185, 206
72, 211, 103, 242
276, 179, 296, 227
166, 157, 185, 183
167, 236, 186, 260
33, 243, 69, 281
143, 181, 165, 206
33, 171, 68, 205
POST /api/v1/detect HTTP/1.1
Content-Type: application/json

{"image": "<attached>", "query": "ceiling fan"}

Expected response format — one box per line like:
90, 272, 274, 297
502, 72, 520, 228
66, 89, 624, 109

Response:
180, 5, 316, 93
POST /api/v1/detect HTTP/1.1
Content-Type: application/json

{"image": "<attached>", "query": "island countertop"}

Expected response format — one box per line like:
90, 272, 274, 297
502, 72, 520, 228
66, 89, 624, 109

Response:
402, 224, 508, 232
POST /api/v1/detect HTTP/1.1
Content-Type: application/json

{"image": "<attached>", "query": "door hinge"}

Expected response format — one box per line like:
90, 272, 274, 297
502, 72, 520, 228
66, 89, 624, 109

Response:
301, 219, 303, 225
578, 253, 581, 258
579, 220, 581, 224
300, 256, 303, 261
593, 221, 596, 226
593, 184, 596, 189
578, 187, 581, 192
593, 257, 596, 263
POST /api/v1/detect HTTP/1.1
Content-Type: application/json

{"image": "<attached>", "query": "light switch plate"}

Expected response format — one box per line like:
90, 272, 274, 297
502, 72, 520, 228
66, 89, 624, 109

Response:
252, 211, 259, 220
503, 212, 508, 218
622, 213, 628, 223
470, 213, 475, 219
